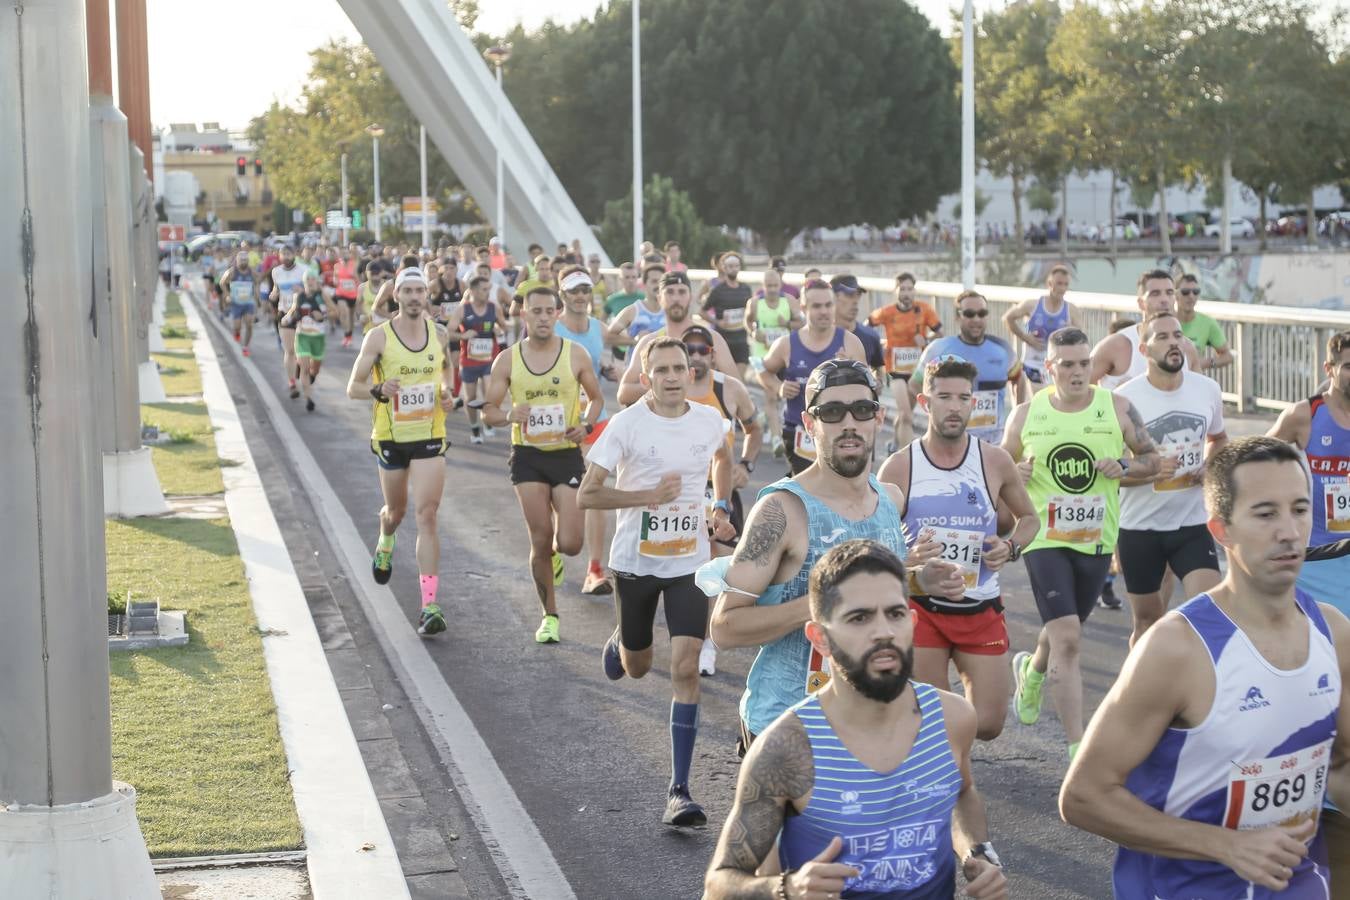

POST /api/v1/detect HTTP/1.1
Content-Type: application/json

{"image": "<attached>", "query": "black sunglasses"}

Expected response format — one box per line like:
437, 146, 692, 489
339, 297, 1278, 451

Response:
1179, 288, 1200, 296
808, 399, 881, 423
961, 309, 989, 318
684, 344, 713, 356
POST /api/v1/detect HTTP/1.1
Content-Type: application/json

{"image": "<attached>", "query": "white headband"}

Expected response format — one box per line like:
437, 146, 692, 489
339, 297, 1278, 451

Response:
560, 271, 594, 292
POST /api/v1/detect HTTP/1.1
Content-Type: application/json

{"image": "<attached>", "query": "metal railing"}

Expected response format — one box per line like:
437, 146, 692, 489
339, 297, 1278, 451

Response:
606, 267, 1350, 413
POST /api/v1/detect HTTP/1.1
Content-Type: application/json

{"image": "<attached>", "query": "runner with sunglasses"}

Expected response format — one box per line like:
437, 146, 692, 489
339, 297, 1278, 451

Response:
912, 290, 1020, 445
878, 354, 1040, 742
711, 358, 966, 755
758, 280, 867, 476
1175, 273, 1234, 372
1091, 269, 1202, 389
1001, 326, 1161, 760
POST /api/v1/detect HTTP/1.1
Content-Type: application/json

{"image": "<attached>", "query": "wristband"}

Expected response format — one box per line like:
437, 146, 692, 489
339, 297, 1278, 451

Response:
776, 871, 790, 900
713, 499, 733, 515
371, 383, 389, 403
1118, 457, 1131, 474
739, 458, 754, 474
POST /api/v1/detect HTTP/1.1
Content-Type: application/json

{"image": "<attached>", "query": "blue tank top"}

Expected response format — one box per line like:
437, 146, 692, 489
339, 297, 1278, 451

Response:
1025, 296, 1071, 344
902, 437, 1000, 608
629, 301, 666, 340
1115, 589, 1338, 899
916, 335, 1014, 444
740, 477, 907, 735
784, 328, 847, 428
1305, 395, 1350, 547
779, 684, 961, 899
555, 316, 609, 422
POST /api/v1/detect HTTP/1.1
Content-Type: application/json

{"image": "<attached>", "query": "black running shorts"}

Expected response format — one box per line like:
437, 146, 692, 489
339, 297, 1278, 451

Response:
1116, 524, 1219, 595
613, 571, 707, 651
372, 438, 446, 471
508, 445, 584, 488
1023, 546, 1113, 623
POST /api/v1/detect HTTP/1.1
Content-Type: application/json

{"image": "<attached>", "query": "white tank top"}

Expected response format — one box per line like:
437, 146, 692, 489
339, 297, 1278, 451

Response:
1100, 326, 1147, 390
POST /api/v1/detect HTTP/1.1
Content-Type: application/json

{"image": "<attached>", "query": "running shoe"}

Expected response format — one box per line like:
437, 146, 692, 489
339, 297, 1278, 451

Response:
306, 398, 315, 413
241, 347, 251, 357
552, 551, 565, 587
662, 785, 707, 828
581, 569, 612, 595
602, 626, 626, 680
1012, 651, 1042, 725
289, 385, 300, 399
771, 438, 785, 459
699, 638, 717, 677
535, 614, 560, 644
471, 434, 484, 445
418, 603, 446, 636
372, 545, 393, 585
1097, 579, 1122, 610
483, 426, 496, 438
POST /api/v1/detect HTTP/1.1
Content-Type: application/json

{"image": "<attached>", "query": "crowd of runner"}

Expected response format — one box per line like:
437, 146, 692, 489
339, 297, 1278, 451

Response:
195, 235, 1350, 899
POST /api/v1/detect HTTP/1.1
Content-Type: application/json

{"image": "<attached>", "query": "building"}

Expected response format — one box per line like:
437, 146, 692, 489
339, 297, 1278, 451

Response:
154, 123, 274, 233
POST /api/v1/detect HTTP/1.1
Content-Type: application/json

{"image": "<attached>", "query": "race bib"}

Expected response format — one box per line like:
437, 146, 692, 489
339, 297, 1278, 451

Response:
229, 281, 253, 302
297, 315, 323, 335
722, 308, 745, 327
1223, 739, 1331, 832
1325, 481, 1350, 532
392, 383, 436, 423
639, 500, 701, 558
1156, 437, 1205, 492
935, 528, 984, 588
1046, 494, 1106, 544
807, 645, 831, 693
761, 327, 787, 347
523, 403, 567, 445
970, 391, 999, 430
890, 346, 922, 375
794, 427, 817, 462
440, 302, 457, 320
338, 277, 358, 294
467, 337, 495, 361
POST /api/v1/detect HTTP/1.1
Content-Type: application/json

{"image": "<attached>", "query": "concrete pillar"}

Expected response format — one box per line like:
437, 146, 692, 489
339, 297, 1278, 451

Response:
129, 144, 166, 403
0, 0, 158, 894
115, 0, 152, 186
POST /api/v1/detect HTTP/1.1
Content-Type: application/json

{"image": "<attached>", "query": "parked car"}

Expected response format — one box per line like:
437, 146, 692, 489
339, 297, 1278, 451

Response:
1203, 218, 1256, 239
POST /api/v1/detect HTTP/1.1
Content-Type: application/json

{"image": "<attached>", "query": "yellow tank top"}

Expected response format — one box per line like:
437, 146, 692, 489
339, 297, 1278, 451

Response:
688, 373, 735, 456
370, 318, 445, 444
509, 339, 581, 450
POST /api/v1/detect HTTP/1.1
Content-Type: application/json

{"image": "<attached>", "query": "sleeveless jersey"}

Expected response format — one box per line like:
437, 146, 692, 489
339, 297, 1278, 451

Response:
1306, 395, 1350, 546
741, 477, 906, 736
1115, 589, 1338, 899
784, 328, 847, 428
780, 685, 961, 900
1100, 326, 1147, 391
1022, 296, 1071, 374
270, 262, 305, 304
334, 261, 359, 299
752, 297, 794, 360
370, 318, 445, 444
281, 291, 326, 331
1022, 386, 1124, 555
555, 316, 608, 423
509, 339, 581, 450
689, 373, 736, 457
916, 335, 1015, 444
902, 438, 1000, 607
459, 302, 500, 368
705, 281, 753, 332
628, 300, 666, 340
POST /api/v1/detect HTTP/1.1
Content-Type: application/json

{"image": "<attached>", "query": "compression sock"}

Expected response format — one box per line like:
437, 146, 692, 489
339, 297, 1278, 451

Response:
670, 701, 699, 791
420, 574, 438, 609
377, 531, 395, 553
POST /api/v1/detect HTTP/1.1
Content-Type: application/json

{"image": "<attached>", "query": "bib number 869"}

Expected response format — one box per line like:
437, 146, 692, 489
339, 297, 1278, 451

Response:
1251, 775, 1305, 812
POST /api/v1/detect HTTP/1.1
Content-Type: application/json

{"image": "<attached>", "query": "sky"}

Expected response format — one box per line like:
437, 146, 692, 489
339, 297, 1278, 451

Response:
145, 0, 972, 130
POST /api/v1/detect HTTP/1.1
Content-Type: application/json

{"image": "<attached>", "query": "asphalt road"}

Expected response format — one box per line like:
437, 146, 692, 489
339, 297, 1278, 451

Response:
203, 302, 1186, 900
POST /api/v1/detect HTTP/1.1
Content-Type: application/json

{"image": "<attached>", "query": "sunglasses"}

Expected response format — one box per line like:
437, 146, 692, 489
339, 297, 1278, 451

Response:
808, 399, 881, 423
684, 344, 713, 356
564, 285, 594, 295
961, 309, 989, 318
1179, 288, 1200, 296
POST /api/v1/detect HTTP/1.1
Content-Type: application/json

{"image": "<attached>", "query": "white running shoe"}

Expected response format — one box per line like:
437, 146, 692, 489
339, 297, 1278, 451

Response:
483, 426, 496, 438
699, 638, 717, 677
471, 434, 484, 445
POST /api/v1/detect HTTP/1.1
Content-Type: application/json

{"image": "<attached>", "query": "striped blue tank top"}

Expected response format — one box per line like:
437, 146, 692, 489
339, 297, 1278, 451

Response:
779, 684, 962, 899
740, 477, 907, 736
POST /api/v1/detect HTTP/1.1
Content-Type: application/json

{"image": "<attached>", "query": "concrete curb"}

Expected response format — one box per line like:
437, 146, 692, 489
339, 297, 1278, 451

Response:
180, 293, 410, 899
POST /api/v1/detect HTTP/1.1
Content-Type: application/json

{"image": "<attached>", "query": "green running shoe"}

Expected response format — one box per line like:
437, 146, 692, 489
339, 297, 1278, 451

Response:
535, 614, 560, 644
372, 546, 394, 585
417, 604, 446, 637
552, 551, 565, 587
1012, 650, 1043, 725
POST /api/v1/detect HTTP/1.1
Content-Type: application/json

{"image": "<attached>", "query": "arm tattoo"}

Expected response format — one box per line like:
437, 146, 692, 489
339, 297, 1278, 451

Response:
734, 498, 788, 569
710, 716, 815, 880
1124, 401, 1157, 456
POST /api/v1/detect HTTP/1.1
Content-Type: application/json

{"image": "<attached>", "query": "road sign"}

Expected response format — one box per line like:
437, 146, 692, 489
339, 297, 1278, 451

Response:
325, 210, 352, 230
402, 196, 440, 230
157, 224, 185, 243
352, 209, 363, 229
292, 209, 304, 225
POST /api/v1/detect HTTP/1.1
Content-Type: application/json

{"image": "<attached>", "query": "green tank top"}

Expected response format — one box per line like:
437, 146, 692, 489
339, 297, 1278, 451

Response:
752, 297, 793, 360
1022, 386, 1124, 555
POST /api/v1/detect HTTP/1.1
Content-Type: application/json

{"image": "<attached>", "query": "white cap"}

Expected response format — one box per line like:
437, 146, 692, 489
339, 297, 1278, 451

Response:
394, 267, 428, 290
489, 235, 502, 246
559, 270, 594, 292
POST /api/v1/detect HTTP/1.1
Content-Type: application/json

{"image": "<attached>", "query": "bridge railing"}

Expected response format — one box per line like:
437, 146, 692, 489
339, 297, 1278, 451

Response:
607, 267, 1350, 413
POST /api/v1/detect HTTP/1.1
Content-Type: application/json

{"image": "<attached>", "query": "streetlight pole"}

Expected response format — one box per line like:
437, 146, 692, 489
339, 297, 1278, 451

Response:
339, 143, 349, 245
961, 0, 975, 291
632, 0, 643, 265
419, 124, 430, 250
366, 123, 384, 243
484, 45, 512, 250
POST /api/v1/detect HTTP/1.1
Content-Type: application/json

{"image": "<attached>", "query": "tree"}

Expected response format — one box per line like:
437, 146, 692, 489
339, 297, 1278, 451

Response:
597, 175, 726, 265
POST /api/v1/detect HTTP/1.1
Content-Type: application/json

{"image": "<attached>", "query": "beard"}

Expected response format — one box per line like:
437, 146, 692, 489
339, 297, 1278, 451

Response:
689, 360, 710, 380
821, 431, 873, 478
826, 634, 914, 703
1158, 351, 1184, 373
666, 304, 689, 322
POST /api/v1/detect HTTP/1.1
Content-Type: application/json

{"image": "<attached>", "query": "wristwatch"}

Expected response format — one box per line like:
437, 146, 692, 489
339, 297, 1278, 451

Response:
370, 383, 390, 403
1118, 457, 1131, 474
966, 842, 1002, 868
584, 423, 595, 435
712, 499, 733, 515
739, 457, 755, 474
1006, 539, 1022, 562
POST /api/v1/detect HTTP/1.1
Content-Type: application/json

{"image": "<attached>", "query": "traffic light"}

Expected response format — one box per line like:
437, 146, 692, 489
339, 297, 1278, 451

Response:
254, 158, 263, 176
314, 215, 323, 226
351, 209, 363, 229
236, 156, 247, 176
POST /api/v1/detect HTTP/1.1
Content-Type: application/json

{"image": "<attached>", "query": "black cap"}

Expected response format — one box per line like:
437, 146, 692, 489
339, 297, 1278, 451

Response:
805, 358, 879, 408
770, 256, 787, 270
660, 270, 691, 288
681, 325, 715, 346
829, 274, 867, 295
